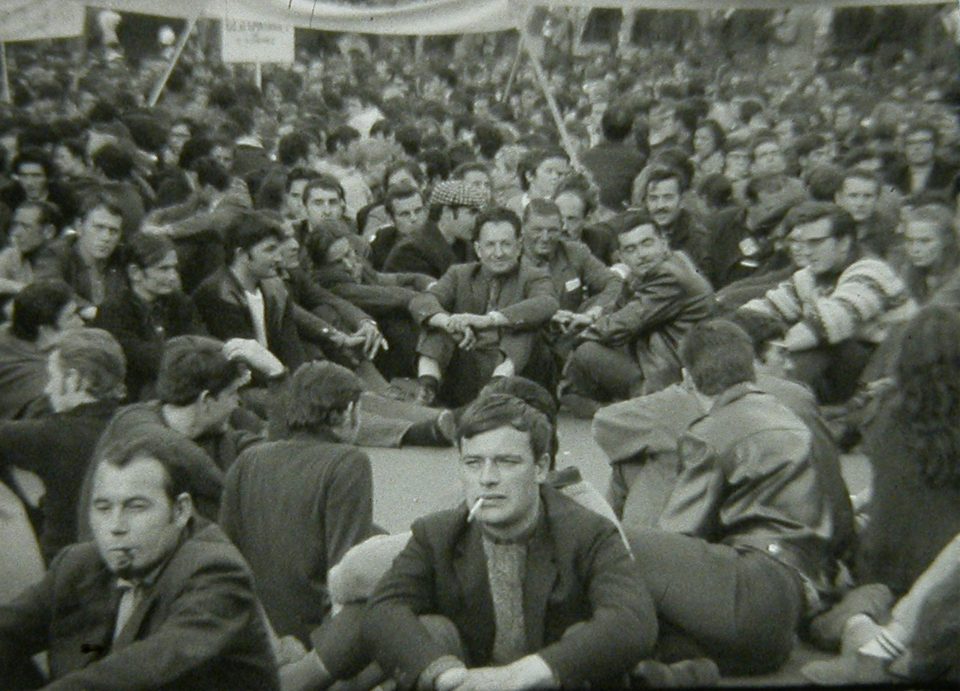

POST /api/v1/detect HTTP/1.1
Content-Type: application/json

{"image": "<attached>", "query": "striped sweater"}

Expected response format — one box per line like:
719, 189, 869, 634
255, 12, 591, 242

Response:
741, 258, 917, 345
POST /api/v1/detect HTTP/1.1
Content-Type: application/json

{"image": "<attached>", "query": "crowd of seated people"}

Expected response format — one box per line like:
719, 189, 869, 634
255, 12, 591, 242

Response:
1, 8, 960, 687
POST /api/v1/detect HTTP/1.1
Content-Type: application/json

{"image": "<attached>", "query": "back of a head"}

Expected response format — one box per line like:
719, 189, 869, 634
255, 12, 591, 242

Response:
679, 319, 756, 396
156, 335, 244, 406
283, 361, 363, 434
896, 305, 960, 393
892, 305, 960, 489
11, 279, 74, 342
697, 173, 733, 209
92, 144, 133, 182
56, 327, 127, 401
601, 102, 634, 143
806, 164, 845, 201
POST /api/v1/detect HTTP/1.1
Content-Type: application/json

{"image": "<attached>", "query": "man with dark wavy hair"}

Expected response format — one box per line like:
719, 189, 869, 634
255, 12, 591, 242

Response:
363, 393, 656, 690
220, 361, 372, 645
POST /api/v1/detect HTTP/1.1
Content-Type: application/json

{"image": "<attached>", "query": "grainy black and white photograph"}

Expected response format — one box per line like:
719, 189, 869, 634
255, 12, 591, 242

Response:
0, 0, 958, 688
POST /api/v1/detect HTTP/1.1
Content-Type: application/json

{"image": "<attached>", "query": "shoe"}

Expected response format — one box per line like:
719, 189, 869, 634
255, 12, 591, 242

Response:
801, 651, 898, 685
631, 658, 720, 688
415, 377, 438, 406
434, 409, 456, 445
559, 392, 600, 420
401, 410, 456, 447
384, 378, 418, 402
808, 583, 894, 651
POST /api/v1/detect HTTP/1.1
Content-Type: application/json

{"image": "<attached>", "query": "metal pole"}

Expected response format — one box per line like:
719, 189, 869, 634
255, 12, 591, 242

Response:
500, 38, 524, 104
255, 61, 262, 90
148, 16, 198, 107
519, 10, 595, 185
1, 43, 10, 105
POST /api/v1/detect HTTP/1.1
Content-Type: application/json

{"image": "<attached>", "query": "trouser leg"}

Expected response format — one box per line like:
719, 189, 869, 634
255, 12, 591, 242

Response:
564, 341, 643, 402
627, 529, 803, 675
790, 341, 874, 405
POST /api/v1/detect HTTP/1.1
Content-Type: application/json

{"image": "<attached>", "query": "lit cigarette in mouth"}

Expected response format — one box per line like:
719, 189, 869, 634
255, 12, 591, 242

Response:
468, 497, 485, 522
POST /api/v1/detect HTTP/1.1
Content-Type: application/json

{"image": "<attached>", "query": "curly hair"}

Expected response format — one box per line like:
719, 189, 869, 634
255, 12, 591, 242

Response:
892, 306, 960, 489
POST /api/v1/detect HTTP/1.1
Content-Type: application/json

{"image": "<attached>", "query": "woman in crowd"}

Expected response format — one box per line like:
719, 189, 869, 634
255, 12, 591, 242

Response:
897, 203, 960, 304
804, 305, 960, 684
692, 119, 726, 184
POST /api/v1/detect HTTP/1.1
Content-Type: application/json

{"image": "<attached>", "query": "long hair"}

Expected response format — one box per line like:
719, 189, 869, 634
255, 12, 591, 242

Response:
891, 306, 960, 489
900, 204, 960, 303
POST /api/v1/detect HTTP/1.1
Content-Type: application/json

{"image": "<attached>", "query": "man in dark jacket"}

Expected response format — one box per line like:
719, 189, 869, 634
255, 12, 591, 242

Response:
580, 101, 647, 212
410, 207, 559, 406
34, 193, 126, 311
642, 166, 713, 279
0, 279, 85, 421
0, 328, 125, 563
363, 393, 657, 689
562, 214, 714, 414
0, 430, 279, 690
220, 362, 373, 645
193, 211, 306, 374
383, 180, 485, 278
626, 320, 839, 676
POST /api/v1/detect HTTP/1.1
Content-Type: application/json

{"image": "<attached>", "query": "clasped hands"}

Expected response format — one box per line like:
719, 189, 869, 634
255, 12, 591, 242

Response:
432, 312, 507, 351
551, 309, 597, 335
333, 320, 386, 360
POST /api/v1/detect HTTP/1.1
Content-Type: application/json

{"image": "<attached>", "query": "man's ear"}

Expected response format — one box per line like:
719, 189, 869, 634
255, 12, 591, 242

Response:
42, 224, 56, 242
65, 367, 85, 395
172, 492, 193, 528
534, 453, 550, 483
837, 235, 853, 256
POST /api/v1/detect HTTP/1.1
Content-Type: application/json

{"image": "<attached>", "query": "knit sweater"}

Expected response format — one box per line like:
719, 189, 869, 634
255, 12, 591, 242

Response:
741, 257, 916, 346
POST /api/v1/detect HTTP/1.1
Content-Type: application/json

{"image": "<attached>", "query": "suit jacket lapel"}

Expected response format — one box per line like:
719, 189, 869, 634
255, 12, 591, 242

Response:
522, 515, 557, 653
111, 583, 157, 649
452, 522, 495, 662
72, 563, 118, 664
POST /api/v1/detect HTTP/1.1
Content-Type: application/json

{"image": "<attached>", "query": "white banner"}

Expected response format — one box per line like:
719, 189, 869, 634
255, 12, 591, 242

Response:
221, 8, 295, 63
0, 0, 85, 42
2, 0, 951, 42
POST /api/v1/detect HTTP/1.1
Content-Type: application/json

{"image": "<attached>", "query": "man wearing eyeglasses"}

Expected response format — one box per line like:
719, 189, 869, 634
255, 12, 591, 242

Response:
738, 201, 916, 404
892, 121, 958, 196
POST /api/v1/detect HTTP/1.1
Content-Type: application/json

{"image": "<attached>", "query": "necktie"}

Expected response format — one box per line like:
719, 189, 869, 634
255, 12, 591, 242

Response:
112, 580, 140, 641
486, 277, 501, 313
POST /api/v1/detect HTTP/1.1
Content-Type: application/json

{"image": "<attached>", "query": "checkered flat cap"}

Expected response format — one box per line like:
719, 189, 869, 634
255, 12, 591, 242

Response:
429, 181, 487, 209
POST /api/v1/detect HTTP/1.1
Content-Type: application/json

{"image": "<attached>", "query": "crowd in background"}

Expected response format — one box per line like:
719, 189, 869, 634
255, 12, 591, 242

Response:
0, 4, 959, 687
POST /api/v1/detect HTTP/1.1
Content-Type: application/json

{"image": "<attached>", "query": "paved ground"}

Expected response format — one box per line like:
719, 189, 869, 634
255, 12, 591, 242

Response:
364, 411, 870, 686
